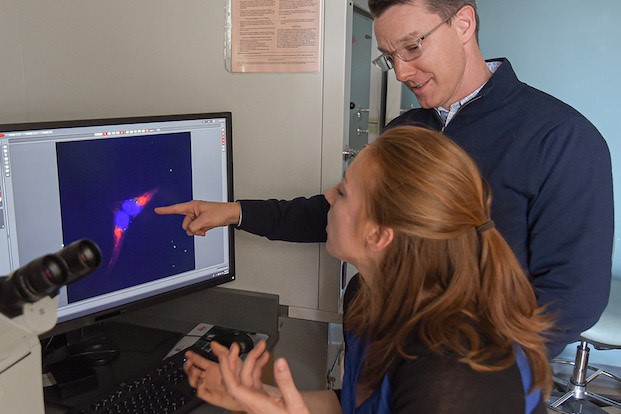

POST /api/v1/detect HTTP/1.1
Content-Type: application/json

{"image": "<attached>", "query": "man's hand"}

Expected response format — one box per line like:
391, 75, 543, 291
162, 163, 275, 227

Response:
154, 200, 240, 236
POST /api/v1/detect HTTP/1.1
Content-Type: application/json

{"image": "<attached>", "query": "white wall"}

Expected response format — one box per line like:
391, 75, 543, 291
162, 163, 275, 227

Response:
0, 0, 349, 316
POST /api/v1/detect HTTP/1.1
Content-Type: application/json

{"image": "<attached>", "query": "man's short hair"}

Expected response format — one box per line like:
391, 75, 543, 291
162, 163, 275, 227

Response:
367, 0, 479, 39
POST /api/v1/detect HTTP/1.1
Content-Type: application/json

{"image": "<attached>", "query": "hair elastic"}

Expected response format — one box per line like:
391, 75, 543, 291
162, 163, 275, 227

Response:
476, 220, 495, 233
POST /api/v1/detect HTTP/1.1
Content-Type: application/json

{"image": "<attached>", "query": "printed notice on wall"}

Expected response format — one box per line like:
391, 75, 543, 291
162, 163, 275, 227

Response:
226, 0, 322, 73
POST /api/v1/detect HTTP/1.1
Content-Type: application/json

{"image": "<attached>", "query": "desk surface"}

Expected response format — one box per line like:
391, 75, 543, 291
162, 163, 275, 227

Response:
44, 287, 280, 414
43, 322, 227, 414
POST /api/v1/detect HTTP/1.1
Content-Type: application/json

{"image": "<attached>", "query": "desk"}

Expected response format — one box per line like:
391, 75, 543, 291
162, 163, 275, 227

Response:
44, 287, 280, 413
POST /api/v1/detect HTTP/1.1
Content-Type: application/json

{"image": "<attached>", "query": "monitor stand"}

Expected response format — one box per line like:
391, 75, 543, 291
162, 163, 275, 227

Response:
65, 325, 121, 366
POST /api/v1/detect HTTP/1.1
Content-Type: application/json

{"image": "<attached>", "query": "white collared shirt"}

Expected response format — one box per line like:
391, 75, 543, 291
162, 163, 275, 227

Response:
436, 61, 502, 126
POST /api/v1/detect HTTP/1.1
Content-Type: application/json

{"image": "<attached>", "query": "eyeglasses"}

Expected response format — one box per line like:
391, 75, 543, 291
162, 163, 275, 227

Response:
372, 12, 457, 72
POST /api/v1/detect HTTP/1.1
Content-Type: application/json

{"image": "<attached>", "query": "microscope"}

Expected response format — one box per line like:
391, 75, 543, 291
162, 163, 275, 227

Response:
0, 239, 101, 413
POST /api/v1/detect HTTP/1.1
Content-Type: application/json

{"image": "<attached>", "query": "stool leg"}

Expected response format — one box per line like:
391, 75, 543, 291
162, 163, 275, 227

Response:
548, 341, 621, 412
549, 342, 591, 409
586, 391, 621, 409
569, 341, 590, 400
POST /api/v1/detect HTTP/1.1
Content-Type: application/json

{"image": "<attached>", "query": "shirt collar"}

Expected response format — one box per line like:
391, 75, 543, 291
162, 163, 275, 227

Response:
436, 61, 502, 126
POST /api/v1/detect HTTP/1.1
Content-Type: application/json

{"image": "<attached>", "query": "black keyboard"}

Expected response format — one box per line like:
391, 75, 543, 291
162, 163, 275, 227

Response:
72, 350, 203, 414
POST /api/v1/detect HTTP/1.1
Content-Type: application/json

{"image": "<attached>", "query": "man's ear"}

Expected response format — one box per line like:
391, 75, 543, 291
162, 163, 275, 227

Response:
366, 225, 394, 252
454, 5, 477, 44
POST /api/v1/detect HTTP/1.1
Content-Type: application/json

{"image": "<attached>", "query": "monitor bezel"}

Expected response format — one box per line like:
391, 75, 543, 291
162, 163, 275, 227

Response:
0, 112, 235, 339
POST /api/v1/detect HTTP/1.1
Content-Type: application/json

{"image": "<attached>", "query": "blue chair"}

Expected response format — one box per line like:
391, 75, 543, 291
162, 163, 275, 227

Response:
547, 278, 621, 413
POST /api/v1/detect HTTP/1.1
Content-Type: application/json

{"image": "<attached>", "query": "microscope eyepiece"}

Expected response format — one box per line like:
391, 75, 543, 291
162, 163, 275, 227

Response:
56, 239, 102, 284
0, 239, 101, 317
13, 255, 69, 303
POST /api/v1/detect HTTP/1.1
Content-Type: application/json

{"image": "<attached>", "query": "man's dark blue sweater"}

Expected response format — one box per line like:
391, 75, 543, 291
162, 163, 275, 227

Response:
239, 58, 614, 357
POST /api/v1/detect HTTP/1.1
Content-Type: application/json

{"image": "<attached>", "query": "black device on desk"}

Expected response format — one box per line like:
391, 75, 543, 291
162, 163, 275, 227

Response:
190, 325, 258, 362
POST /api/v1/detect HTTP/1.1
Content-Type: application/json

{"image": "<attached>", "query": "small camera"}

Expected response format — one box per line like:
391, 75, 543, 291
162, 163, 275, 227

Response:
0, 239, 102, 318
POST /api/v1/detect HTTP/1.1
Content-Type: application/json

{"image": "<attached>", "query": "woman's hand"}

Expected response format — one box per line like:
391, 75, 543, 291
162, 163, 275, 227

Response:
215, 342, 310, 414
183, 340, 268, 411
184, 349, 241, 411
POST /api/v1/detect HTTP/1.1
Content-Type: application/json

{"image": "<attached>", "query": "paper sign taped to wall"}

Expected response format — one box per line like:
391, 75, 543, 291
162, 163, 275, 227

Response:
225, 0, 322, 73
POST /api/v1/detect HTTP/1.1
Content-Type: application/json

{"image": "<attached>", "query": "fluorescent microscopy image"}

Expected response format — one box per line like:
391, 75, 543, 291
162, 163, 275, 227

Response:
108, 189, 158, 269
56, 132, 194, 302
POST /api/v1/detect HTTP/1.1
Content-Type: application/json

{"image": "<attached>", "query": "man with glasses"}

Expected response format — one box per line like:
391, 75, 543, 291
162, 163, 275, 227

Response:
156, 0, 613, 359
367, 0, 613, 360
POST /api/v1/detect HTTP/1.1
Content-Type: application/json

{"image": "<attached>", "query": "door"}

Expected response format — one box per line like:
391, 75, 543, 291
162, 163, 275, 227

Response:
347, 7, 373, 163
329, 7, 383, 391
341, 5, 385, 294
345, 6, 384, 166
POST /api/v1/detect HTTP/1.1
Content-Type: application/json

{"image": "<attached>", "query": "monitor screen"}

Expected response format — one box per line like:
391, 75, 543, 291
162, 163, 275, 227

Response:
0, 113, 234, 335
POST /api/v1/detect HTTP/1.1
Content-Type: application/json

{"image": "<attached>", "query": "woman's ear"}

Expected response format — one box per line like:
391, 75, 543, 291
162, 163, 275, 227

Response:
366, 225, 394, 252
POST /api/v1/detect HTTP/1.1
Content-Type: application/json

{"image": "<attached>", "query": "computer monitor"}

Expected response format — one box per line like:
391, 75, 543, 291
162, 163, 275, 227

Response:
0, 112, 235, 339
